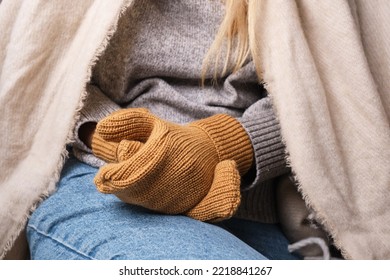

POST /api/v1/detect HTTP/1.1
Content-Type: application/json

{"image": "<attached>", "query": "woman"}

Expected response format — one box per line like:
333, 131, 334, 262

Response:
26, 0, 300, 260
3, 0, 388, 260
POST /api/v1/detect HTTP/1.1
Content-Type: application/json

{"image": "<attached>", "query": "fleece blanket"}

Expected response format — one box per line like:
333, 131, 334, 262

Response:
0, 0, 389, 259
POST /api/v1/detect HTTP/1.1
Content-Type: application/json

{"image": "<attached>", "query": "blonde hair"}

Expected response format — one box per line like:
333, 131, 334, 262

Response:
202, 0, 262, 83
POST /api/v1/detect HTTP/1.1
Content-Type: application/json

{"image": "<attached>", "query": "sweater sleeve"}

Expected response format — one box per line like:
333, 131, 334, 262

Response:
71, 84, 121, 167
237, 97, 290, 190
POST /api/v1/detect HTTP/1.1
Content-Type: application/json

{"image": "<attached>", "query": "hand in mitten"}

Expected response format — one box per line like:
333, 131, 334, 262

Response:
92, 108, 253, 222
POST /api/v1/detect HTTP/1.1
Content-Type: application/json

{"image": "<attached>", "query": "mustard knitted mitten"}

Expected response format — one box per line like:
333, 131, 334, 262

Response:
92, 108, 253, 222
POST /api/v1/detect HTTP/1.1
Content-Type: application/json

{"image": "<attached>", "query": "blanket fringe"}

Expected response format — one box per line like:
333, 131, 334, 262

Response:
66, 0, 134, 145
0, 0, 135, 260
264, 82, 352, 260
288, 160, 351, 259
0, 148, 68, 259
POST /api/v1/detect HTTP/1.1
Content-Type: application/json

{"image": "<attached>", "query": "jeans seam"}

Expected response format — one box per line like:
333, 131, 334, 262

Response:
27, 224, 97, 260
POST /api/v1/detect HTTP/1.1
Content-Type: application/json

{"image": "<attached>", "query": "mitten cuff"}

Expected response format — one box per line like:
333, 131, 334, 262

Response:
191, 114, 253, 175
91, 133, 119, 163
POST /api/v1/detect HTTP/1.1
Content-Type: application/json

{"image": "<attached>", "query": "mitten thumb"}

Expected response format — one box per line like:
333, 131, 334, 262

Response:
186, 160, 241, 222
92, 133, 143, 163
92, 133, 120, 163
95, 108, 155, 142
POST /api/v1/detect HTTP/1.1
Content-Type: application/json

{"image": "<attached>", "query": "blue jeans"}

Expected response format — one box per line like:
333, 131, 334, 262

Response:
27, 157, 300, 260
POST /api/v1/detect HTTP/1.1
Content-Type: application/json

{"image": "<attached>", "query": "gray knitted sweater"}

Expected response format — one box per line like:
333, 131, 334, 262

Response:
72, 0, 289, 223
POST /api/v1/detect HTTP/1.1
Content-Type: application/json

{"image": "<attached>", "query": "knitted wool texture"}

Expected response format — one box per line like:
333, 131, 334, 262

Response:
92, 108, 253, 222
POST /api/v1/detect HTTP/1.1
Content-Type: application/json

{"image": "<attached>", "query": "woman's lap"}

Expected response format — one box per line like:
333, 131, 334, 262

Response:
27, 156, 299, 260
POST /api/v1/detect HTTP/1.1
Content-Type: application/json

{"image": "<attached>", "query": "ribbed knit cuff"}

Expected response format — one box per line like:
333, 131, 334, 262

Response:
239, 111, 289, 189
72, 146, 106, 168
91, 133, 119, 163
191, 114, 253, 176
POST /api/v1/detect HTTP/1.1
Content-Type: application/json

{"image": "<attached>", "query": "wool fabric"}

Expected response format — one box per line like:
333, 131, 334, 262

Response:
92, 108, 253, 221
